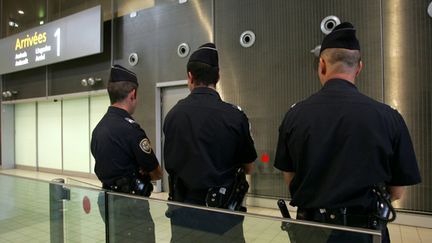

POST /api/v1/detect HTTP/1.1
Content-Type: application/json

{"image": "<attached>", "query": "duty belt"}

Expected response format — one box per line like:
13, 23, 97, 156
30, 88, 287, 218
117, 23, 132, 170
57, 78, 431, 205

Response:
297, 207, 382, 229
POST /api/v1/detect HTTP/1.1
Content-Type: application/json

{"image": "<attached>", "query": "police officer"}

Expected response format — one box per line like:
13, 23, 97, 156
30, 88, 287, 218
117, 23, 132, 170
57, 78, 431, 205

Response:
274, 22, 421, 243
163, 43, 257, 242
91, 65, 163, 242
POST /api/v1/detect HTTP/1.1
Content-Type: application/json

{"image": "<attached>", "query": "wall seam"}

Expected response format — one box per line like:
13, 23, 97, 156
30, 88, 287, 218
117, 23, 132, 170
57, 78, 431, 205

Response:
35, 102, 39, 170
380, 0, 385, 102
88, 96, 91, 173
61, 100, 64, 172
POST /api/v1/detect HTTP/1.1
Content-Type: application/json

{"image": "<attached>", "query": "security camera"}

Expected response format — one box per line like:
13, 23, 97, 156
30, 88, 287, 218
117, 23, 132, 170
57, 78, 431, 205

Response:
428, 2, 432, 18
81, 78, 88, 86
128, 53, 139, 66
87, 77, 95, 86
321, 16, 341, 35
2, 90, 18, 98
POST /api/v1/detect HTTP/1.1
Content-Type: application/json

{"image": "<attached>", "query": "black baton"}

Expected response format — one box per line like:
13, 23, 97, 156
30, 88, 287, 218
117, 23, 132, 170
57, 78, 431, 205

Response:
277, 199, 291, 218
277, 199, 297, 243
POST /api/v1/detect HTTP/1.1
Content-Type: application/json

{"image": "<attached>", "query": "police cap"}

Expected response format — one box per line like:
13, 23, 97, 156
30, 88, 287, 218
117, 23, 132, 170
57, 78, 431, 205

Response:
320, 22, 360, 54
109, 65, 138, 85
188, 43, 219, 67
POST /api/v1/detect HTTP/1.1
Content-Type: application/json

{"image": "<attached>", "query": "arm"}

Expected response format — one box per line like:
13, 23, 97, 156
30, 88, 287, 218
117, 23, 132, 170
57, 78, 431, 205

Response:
243, 162, 255, 175
388, 186, 405, 202
148, 164, 163, 181
283, 172, 295, 186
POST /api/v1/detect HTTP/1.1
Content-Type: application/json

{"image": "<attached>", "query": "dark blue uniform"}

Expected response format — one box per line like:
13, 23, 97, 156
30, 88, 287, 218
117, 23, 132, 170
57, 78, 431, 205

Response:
274, 79, 421, 242
164, 87, 257, 195
91, 106, 159, 243
92, 106, 158, 185
163, 87, 257, 242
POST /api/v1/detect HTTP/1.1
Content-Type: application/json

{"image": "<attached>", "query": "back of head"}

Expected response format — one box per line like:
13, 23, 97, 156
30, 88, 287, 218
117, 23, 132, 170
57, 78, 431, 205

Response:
187, 43, 220, 86
321, 48, 361, 73
107, 65, 138, 104
320, 22, 362, 74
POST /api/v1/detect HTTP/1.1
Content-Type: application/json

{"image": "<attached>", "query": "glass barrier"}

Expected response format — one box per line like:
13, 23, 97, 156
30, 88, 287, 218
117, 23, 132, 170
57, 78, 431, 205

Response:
0, 174, 381, 243
63, 185, 105, 242
106, 192, 382, 243
0, 174, 51, 242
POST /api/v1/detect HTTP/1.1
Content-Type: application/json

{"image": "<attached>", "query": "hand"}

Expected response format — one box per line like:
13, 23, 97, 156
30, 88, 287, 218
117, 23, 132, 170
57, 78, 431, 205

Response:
139, 168, 149, 176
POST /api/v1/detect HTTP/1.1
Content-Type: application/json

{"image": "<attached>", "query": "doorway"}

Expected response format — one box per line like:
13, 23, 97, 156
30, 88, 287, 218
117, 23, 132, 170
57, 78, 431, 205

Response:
155, 81, 189, 192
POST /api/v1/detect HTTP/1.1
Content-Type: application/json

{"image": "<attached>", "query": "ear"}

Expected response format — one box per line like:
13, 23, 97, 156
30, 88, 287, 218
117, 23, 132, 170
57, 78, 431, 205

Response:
187, 72, 194, 91
319, 57, 327, 75
355, 61, 364, 77
187, 72, 194, 84
130, 89, 137, 100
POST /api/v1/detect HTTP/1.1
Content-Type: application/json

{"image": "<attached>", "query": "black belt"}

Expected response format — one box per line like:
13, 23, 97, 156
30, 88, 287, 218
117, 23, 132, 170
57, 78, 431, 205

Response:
297, 207, 381, 229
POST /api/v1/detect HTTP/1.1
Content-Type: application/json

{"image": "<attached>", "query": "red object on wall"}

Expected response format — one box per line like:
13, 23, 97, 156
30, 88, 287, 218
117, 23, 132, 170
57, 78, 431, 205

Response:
83, 196, 91, 214
261, 154, 270, 163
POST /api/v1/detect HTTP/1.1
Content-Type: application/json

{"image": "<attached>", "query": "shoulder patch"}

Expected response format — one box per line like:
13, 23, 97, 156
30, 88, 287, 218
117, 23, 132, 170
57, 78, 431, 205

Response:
139, 138, 152, 154
124, 117, 136, 124
230, 104, 243, 111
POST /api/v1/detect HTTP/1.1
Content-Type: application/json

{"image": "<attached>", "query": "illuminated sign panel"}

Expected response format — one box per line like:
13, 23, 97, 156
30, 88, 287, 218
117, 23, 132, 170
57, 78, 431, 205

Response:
0, 5, 102, 75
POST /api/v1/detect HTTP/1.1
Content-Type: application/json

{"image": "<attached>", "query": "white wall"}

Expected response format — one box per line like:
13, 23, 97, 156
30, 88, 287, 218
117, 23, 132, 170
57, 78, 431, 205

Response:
89, 95, 110, 174
37, 101, 62, 170
62, 98, 90, 173
15, 103, 36, 167
1, 105, 15, 169
11, 94, 109, 174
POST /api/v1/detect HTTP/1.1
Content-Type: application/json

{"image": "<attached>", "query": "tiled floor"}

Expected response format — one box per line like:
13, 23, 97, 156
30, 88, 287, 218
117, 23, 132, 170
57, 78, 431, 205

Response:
0, 169, 431, 243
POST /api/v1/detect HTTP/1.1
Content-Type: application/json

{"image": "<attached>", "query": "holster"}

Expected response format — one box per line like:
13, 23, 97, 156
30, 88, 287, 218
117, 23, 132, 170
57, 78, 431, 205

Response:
110, 174, 153, 197
371, 183, 396, 228
205, 168, 249, 212
168, 174, 186, 202
166, 174, 187, 218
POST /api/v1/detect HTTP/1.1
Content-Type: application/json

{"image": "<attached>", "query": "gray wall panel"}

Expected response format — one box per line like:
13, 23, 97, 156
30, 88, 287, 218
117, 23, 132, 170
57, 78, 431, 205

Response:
155, 0, 213, 82
113, 5, 159, 143
383, 0, 432, 212
113, 0, 213, 143
215, 0, 383, 198
2, 67, 46, 99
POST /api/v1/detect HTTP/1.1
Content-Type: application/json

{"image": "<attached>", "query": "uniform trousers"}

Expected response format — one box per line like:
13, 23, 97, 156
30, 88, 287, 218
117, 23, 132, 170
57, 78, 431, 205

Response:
168, 196, 246, 243
98, 192, 155, 243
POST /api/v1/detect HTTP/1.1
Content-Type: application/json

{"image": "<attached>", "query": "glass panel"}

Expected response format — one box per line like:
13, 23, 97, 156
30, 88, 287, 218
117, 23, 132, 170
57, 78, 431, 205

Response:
0, 174, 381, 243
0, 175, 50, 242
62, 97, 90, 173
106, 192, 381, 243
89, 94, 110, 175
64, 186, 106, 242
37, 100, 62, 170
14, 102, 37, 167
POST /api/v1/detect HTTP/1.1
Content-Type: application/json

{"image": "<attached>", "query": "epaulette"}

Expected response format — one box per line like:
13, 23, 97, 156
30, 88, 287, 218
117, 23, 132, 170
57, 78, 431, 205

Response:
124, 117, 136, 124
230, 104, 243, 111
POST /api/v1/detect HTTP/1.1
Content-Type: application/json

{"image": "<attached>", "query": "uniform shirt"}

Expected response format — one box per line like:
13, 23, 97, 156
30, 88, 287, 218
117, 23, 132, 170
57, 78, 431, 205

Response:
274, 79, 421, 209
163, 87, 257, 191
91, 106, 159, 186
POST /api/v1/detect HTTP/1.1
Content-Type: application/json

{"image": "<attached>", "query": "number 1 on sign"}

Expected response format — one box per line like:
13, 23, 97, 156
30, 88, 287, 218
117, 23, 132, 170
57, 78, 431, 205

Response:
54, 28, 61, 56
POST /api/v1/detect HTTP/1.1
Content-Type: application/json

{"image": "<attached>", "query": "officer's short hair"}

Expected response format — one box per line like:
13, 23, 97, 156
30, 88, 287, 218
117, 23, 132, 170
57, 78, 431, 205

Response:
107, 81, 138, 104
187, 61, 220, 86
321, 48, 361, 68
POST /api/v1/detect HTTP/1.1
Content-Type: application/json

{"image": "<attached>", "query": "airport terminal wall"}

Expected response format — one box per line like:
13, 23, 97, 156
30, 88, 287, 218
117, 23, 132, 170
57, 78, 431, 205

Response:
1, 0, 431, 213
